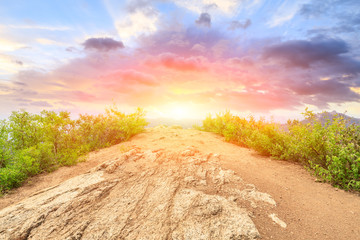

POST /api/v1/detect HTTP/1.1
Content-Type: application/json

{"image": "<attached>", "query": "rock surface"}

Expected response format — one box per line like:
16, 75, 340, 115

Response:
0, 146, 277, 240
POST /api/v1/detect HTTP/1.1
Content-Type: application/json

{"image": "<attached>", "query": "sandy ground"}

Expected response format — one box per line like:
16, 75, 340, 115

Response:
1, 127, 359, 240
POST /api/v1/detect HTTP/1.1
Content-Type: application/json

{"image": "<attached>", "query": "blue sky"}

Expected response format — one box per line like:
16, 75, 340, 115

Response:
0, 0, 359, 121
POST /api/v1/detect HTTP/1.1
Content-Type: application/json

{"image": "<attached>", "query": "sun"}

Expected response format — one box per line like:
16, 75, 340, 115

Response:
157, 103, 195, 120
170, 105, 189, 119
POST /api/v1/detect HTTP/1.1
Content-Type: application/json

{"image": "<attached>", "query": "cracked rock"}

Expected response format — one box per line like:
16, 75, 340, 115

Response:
0, 148, 275, 240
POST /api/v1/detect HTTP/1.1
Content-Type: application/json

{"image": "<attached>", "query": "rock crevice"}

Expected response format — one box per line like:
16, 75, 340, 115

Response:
0, 147, 277, 240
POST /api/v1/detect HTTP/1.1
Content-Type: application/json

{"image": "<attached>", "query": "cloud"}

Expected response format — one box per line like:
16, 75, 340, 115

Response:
177, 87, 301, 113
289, 78, 358, 98
56, 100, 75, 107
36, 38, 65, 46
71, 91, 97, 102
13, 60, 23, 65
267, 1, 302, 27
0, 38, 26, 51
99, 69, 157, 91
228, 57, 254, 67
263, 38, 351, 68
7, 24, 71, 31
0, 54, 25, 75
2, 1, 360, 119
106, 1, 160, 40
228, 19, 251, 30
299, 0, 360, 19
65, 47, 78, 52
191, 43, 206, 53
30, 101, 53, 107
148, 52, 207, 71
350, 14, 360, 25
299, 3, 329, 18
204, 3, 218, 11
126, 0, 166, 16
259, 37, 360, 107
137, 24, 237, 60
306, 11, 360, 35
174, 0, 243, 16
307, 26, 357, 35
196, 13, 211, 27
82, 37, 124, 51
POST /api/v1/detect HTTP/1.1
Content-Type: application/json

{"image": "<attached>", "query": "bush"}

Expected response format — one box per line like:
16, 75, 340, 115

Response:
0, 106, 148, 194
198, 109, 360, 191
0, 167, 27, 192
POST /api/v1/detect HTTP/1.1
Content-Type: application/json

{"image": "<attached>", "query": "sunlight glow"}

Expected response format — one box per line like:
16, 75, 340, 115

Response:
158, 103, 197, 120
170, 106, 189, 120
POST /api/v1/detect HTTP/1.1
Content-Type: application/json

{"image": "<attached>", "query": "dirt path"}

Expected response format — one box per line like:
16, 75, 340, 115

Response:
1, 127, 359, 239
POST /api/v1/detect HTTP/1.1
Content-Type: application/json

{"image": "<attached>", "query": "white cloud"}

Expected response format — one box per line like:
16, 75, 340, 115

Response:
267, 0, 308, 27
115, 11, 158, 40
104, 0, 159, 41
36, 38, 67, 46
203, 0, 239, 14
0, 38, 26, 51
0, 54, 23, 74
7, 24, 71, 31
174, 0, 255, 16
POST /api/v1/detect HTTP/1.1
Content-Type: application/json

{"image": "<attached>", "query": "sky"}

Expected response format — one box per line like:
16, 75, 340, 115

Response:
0, 0, 360, 122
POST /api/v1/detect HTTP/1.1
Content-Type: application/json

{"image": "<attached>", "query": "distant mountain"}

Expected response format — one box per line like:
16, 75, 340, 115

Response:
147, 118, 203, 129
301, 111, 360, 126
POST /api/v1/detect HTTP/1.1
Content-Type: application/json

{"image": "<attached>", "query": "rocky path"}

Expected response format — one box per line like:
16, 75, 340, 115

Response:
0, 127, 359, 239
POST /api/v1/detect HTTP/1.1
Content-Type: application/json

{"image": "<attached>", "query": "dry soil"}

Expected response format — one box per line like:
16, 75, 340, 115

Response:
1, 127, 359, 240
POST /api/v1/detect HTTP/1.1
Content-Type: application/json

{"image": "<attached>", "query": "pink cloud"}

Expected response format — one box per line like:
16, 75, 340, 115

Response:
146, 53, 207, 72
103, 69, 157, 86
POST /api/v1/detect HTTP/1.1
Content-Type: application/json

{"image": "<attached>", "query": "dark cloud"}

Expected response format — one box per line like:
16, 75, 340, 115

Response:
263, 38, 351, 68
289, 79, 358, 98
350, 14, 360, 25
13, 81, 27, 86
13, 60, 23, 65
66, 47, 78, 52
82, 38, 124, 51
196, 13, 211, 27
299, 2, 329, 18
228, 19, 251, 30
299, 0, 360, 20
307, 18, 360, 35
137, 26, 237, 61
257, 37, 360, 108
302, 1, 360, 36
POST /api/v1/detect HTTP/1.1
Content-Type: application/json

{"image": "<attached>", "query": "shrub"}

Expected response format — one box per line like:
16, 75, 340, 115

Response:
0, 167, 27, 192
198, 109, 360, 191
0, 107, 148, 194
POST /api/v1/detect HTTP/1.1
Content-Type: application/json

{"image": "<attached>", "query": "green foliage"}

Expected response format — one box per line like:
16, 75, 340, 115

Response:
0, 120, 11, 168
0, 167, 27, 191
0, 107, 148, 194
198, 109, 360, 191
